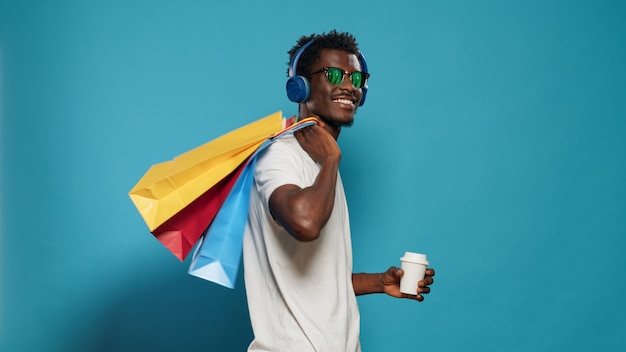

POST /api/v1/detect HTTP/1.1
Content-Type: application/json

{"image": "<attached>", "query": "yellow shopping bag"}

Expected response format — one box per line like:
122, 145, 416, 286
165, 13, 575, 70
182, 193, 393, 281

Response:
129, 111, 287, 231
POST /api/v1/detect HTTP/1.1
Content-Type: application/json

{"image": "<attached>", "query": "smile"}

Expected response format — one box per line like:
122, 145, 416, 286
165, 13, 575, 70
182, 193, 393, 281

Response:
333, 98, 355, 106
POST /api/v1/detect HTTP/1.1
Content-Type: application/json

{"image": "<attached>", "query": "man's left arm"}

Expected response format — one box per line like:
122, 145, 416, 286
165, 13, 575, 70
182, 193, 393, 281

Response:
352, 267, 435, 301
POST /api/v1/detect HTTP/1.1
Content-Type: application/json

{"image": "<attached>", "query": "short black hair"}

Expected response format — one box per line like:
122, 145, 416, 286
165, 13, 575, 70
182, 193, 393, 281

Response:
287, 30, 360, 77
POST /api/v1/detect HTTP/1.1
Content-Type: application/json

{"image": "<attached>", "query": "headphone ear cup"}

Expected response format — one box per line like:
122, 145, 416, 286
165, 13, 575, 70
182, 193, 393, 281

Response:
286, 76, 311, 103
357, 51, 368, 107
359, 86, 368, 106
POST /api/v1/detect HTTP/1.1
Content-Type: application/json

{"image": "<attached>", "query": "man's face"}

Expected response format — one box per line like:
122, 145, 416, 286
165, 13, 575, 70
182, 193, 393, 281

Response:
303, 49, 364, 128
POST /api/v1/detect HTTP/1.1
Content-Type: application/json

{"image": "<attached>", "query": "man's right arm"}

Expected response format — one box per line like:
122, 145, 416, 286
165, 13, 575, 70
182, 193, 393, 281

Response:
268, 124, 341, 242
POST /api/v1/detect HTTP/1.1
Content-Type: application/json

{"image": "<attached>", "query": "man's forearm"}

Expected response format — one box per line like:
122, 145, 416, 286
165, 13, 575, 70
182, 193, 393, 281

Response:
352, 272, 384, 296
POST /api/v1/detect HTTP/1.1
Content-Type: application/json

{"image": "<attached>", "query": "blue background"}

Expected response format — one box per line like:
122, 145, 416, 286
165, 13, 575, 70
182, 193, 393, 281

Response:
1, 1, 625, 351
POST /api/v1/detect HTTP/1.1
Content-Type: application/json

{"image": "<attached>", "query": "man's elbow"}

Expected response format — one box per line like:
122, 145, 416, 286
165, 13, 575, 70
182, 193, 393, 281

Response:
290, 219, 323, 242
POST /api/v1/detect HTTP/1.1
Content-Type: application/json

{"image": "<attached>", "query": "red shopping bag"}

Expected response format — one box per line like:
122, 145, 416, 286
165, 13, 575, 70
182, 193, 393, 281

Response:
151, 163, 246, 261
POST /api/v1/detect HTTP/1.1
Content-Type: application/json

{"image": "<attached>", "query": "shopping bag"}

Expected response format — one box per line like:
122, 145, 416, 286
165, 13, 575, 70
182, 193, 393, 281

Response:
150, 163, 246, 261
187, 151, 260, 288
188, 118, 319, 288
129, 111, 286, 232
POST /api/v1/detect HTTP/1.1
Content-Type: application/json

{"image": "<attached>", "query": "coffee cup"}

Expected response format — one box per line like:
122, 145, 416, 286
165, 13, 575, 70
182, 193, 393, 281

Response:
400, 252, 429, 295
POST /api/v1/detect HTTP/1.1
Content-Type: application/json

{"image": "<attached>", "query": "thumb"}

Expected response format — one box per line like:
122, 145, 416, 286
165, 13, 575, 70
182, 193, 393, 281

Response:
383, 266, 403, 285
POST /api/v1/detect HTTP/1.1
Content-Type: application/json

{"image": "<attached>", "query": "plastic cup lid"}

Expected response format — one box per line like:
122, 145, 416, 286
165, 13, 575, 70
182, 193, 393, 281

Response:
400, 251, 429, 265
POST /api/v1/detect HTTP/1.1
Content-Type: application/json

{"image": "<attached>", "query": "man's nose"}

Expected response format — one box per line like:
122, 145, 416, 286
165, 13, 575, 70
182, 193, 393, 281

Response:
338, 74, 355, 90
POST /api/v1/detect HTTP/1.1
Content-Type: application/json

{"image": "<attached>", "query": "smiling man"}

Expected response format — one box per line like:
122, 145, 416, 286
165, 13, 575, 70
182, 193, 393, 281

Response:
243, 30, 435, 352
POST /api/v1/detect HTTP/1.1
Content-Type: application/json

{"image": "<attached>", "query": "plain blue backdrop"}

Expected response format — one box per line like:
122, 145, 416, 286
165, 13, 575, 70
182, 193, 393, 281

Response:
1, 1, 625, 351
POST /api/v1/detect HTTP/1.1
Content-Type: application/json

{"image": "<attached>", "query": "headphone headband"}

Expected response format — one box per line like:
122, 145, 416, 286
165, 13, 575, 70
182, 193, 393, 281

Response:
288, 39, 314, 78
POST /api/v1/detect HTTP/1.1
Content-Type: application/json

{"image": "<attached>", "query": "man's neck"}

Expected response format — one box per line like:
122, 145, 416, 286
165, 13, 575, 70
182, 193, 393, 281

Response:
298, 114, 341, 140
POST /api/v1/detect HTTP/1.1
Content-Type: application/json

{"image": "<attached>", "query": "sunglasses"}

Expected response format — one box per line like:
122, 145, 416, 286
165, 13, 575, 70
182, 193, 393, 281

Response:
309, 67, 370, 89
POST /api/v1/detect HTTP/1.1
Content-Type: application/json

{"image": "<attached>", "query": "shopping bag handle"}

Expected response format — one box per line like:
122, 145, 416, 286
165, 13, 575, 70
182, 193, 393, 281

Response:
272, 117, 320, 139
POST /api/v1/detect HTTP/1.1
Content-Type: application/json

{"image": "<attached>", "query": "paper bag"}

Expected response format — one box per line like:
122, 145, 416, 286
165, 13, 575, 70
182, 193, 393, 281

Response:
187, 149, 260, 288
150, 163, 245, 261
129, 111, 285, 232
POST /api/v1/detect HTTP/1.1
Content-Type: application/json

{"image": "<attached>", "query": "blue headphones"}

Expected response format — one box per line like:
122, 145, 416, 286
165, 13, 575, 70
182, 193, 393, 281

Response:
286, 39, 369, 106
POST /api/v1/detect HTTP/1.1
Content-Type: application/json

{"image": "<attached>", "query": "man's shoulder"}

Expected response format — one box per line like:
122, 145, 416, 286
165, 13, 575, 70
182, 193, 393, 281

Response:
256, 133, 309, 171
263, 133, 302, 156
272, 133, 299, 146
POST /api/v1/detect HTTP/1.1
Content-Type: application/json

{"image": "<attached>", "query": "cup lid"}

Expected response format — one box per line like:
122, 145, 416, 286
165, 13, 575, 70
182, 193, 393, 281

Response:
400, 251, 429, 265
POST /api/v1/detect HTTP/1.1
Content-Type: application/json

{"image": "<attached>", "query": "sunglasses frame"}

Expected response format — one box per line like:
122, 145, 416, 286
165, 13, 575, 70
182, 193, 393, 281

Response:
309, 67, 370, 89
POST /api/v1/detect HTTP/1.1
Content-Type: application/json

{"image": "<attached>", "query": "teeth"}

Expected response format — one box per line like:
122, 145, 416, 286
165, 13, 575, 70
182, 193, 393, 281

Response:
334, 99, 354, 105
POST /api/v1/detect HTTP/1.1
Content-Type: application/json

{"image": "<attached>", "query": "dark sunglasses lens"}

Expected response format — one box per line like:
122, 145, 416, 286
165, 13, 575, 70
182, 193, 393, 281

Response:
326, 68, 343, 85
351, 72, 364, 88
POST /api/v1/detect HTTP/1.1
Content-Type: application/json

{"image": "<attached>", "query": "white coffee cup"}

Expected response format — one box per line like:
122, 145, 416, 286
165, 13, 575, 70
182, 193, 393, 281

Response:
400, 252, 429, 295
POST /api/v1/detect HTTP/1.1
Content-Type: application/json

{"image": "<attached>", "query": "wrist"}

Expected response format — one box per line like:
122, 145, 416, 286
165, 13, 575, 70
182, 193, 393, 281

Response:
353, 272, 386, 296
321, 155, 340, 168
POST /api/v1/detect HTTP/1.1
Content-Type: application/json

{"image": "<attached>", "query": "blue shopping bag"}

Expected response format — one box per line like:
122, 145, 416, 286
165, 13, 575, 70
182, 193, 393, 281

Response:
187, 152, 260, 288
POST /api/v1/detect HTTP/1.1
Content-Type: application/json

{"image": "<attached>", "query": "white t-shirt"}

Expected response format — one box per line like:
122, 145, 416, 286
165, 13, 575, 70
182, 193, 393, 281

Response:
243, 134, 361, 352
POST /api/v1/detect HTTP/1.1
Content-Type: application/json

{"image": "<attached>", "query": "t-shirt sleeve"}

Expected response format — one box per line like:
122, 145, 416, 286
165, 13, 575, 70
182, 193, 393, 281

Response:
254, 138, 307, 210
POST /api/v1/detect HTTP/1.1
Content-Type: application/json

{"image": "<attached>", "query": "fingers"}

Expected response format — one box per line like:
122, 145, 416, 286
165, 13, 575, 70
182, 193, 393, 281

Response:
411, 285, 430, 302
421, 275, 434, 286
295, 125, 336, 160
418, 274, 434, 291
404, 292, 425, 302
417, 282, 431, 295
301, 122, 325, 134
414, 271, 435, 301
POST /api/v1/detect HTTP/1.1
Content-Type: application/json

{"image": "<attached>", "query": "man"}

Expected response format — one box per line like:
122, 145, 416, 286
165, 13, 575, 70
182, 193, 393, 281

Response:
243, 30, 435, 351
